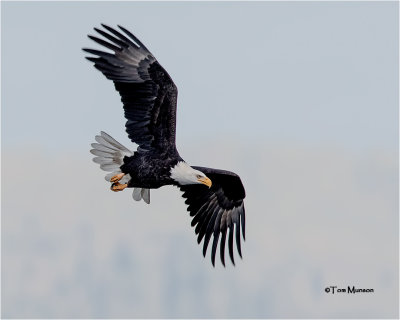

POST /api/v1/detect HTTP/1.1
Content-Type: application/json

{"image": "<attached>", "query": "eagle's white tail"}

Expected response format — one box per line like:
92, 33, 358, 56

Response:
90, 131, 150, 204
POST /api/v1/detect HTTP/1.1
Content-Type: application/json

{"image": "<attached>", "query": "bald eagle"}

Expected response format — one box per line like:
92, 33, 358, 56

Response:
84, 25, 246, 266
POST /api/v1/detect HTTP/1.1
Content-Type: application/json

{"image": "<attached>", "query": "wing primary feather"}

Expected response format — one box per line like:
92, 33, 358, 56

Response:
236, 218, 242, 258
118, 25, 150, 52
94, 28, 128, 48
192, 197, 215, 229
84, 52, 125, 69
197, 202, 218, 243
88, 35, 121, 52
228, 225, 235, 265
241, 205, 246, 240
202, 208, 220, 257
220, 230, 227, 267
191, 202, 208, 227
93, 63, 121, 76
101, 24, 139, 48
85, 56, 100, 63
211, 232, 220, 267
82, 48, 115, 58
187, 194, 210, 216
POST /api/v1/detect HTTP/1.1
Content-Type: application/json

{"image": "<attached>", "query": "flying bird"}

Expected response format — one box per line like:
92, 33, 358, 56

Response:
83, 25, 246, 266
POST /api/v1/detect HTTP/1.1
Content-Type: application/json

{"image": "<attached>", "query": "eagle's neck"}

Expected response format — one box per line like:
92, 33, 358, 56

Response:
170, 161, 196, 185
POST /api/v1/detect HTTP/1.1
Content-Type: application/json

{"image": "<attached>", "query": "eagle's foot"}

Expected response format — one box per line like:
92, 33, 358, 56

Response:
110, 173, 125, 183
110, 182, 127, 192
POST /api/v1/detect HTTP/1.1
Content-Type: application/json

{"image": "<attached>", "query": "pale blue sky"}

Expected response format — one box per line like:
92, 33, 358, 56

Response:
2, 1, 398, 152
2, 1, 399, 319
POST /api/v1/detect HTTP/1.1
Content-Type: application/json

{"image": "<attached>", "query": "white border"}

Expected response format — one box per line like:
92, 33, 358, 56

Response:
0, 1, 398, 320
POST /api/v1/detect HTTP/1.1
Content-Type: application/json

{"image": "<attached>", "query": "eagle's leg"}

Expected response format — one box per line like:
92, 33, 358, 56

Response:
110, 172, 125, 183
111, 182, 128, 192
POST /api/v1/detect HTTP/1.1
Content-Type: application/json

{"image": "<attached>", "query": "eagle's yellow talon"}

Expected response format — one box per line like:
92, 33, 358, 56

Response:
110, 173, 125, 183
111, 182, 127, 192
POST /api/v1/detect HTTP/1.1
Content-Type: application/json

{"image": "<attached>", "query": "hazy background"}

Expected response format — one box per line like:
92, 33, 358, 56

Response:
2, 1, 398, 318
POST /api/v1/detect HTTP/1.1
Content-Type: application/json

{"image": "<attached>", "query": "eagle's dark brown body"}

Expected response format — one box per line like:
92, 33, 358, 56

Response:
121, 151, 182, 189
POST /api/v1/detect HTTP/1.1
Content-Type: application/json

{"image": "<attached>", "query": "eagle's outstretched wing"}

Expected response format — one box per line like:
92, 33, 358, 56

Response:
180, 167, 246, 266
83, 25, 178, 152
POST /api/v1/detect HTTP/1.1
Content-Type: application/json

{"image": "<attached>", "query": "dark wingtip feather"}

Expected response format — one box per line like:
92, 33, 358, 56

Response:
85, 56, 98, 63
94, 27, 127, 48
202, 209, 219, 257
211, 233, 220, 267
101, 23, 137, 48
196, 205, 216, 243
241, 209, 246, 240
117, 25, 149, 51
236, 220, 242, 258
220, 230, 227, 267
202, 233, 211, 257
88, 35, 121, 52
82, 47, 94, 53
228, 226, 235, 265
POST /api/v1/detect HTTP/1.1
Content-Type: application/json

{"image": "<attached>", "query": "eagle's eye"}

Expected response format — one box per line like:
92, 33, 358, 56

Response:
196, 174, 202, 179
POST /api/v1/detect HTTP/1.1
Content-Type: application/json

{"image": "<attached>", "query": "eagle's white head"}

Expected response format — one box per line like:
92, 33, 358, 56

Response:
170, 161, 212, 187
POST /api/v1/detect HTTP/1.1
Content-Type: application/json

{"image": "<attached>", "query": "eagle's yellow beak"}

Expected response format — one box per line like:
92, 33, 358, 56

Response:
198, 176, 212, 188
